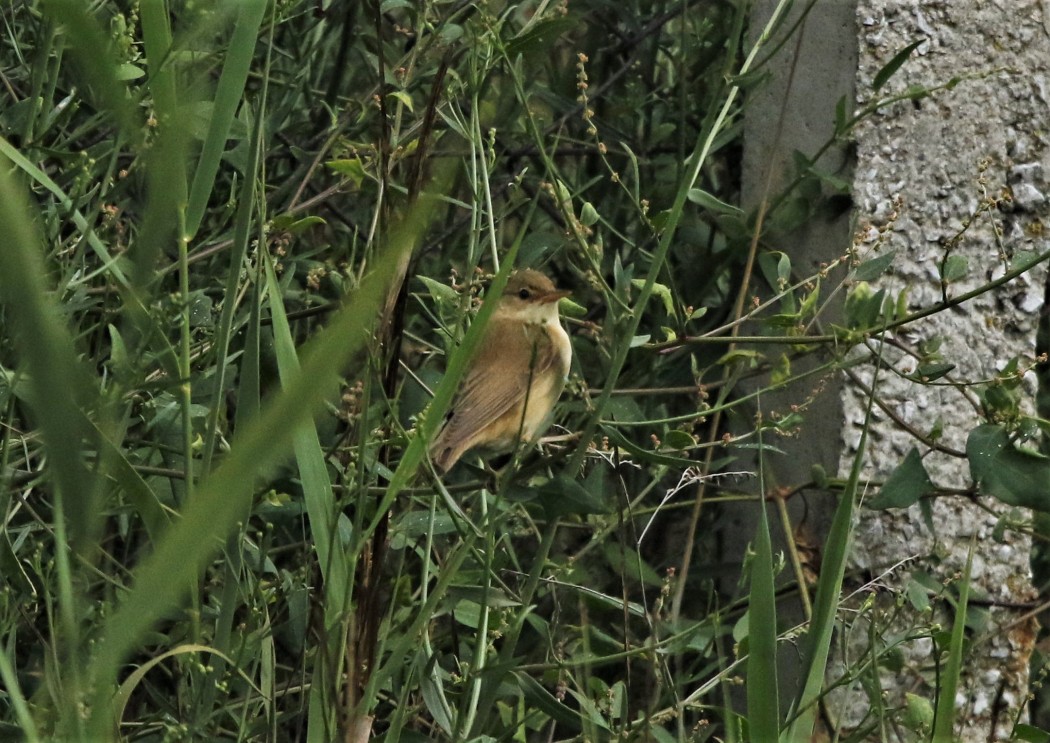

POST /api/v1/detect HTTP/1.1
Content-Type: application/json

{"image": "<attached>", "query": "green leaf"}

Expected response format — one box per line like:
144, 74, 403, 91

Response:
530, 475, 613, 518
631, 279, 675, 316
716, 348, 762, 366
559, 296, 588, 318
807, 166, 851, 194
0, 156, 100, 548
967, 424, 1050, 511
185, 0, 268, 238
853, 250, 897, 281
901, 692, 935, 733
419, 658, 454, 736
774, 196, 810, 231
271, 214, 326, 234
872, 39, 925, 91
1015, 724, 1050, 743
834, 94, 849, 134
418, 275, 458, 304
907, 362, 955, 382
905, 579, 931, 612
746, 473, 779, 739
784, 356, 875, 741
600, 426, 706, 469
115, 63, 145, 81
505, 17, 578, 57
687, 187, 744, 216
326, 157, 368, 187
941, 255, 969, 283
932, 539, 974, 743
777, 252, 791, 282
868, 447, 935, 509
662, 430, 695, 451
388, 89, 414, 112
514, 672, 582, 731
844, 284, 886, 329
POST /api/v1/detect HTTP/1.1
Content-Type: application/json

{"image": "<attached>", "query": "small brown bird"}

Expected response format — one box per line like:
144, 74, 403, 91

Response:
429, 269, 573, 473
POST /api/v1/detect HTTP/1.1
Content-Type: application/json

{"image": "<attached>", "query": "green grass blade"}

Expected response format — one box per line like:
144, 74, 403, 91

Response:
139, 0, 179, 145
782, 362, 881, 742
0, 635, 40, 743
931, 537, 974, 743
237, 268, 263, 430
261, 251, 348, 594
0, 165, 101, 550
185, 0, 267, 239
0, 158, 103, 736
261, 249, 350, 738
87, 416, 169, 541
136, 0, 188, 292
82, 178, 436, 737
202, 58, 270, 474
747, 438, 780, 738
0, 135, 131, 288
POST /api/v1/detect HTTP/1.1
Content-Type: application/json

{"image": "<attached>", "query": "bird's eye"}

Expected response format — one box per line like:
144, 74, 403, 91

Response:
518, 289, 531, 300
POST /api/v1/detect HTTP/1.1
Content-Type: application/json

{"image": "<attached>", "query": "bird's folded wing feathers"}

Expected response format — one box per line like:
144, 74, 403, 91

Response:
431, 319, 558, 450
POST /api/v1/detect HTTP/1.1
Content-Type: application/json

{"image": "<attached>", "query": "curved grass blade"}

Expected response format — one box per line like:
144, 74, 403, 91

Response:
262, 249, 349, 739
747, 419, 780, 739
185, 0, 268, 238
0, 157, 103, 737
0, 136, 131, 289
931, 537, 974, 742
782, 354, 882, 741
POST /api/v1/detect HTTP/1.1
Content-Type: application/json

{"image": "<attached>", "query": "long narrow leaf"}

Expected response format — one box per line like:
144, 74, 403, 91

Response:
0, 164, 99, 551
0, 158, 101, 737
932, 538, 974, 742
202, 75, 269, 473
41, 0, 137, 136
185, 0, 268, 238
262, 251, 352, 739
136, 0, 188, 294
782, 360, 881, 742
747, 453, 780, 737
0, 136, 131, 288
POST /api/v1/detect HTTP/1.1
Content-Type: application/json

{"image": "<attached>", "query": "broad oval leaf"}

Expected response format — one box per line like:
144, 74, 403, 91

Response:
853, 250, 897, 281
967, 424, 1050, 511
868, 447, 935, 509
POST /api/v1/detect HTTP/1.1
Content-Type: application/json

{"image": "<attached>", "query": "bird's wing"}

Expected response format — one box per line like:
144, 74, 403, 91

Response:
430, 317, 560, 462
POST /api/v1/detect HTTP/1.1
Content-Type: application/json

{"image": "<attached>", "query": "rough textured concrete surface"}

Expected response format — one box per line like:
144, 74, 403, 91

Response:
839, 1, 1049, 738
741, 0, 1047, 738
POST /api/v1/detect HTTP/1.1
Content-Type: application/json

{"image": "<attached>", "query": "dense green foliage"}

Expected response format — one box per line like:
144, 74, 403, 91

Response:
2, 1, 1050, 741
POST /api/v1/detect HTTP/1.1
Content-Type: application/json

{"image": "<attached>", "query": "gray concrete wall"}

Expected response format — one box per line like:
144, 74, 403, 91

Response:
739, 1, 1045, 738
840, 1, 1045, 737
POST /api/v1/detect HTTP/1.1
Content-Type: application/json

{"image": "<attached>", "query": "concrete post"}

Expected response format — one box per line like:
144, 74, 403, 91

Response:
736, 1, 1043, 737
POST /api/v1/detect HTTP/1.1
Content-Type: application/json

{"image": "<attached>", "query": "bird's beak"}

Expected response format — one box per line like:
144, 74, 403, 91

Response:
541, 289, 572, 304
